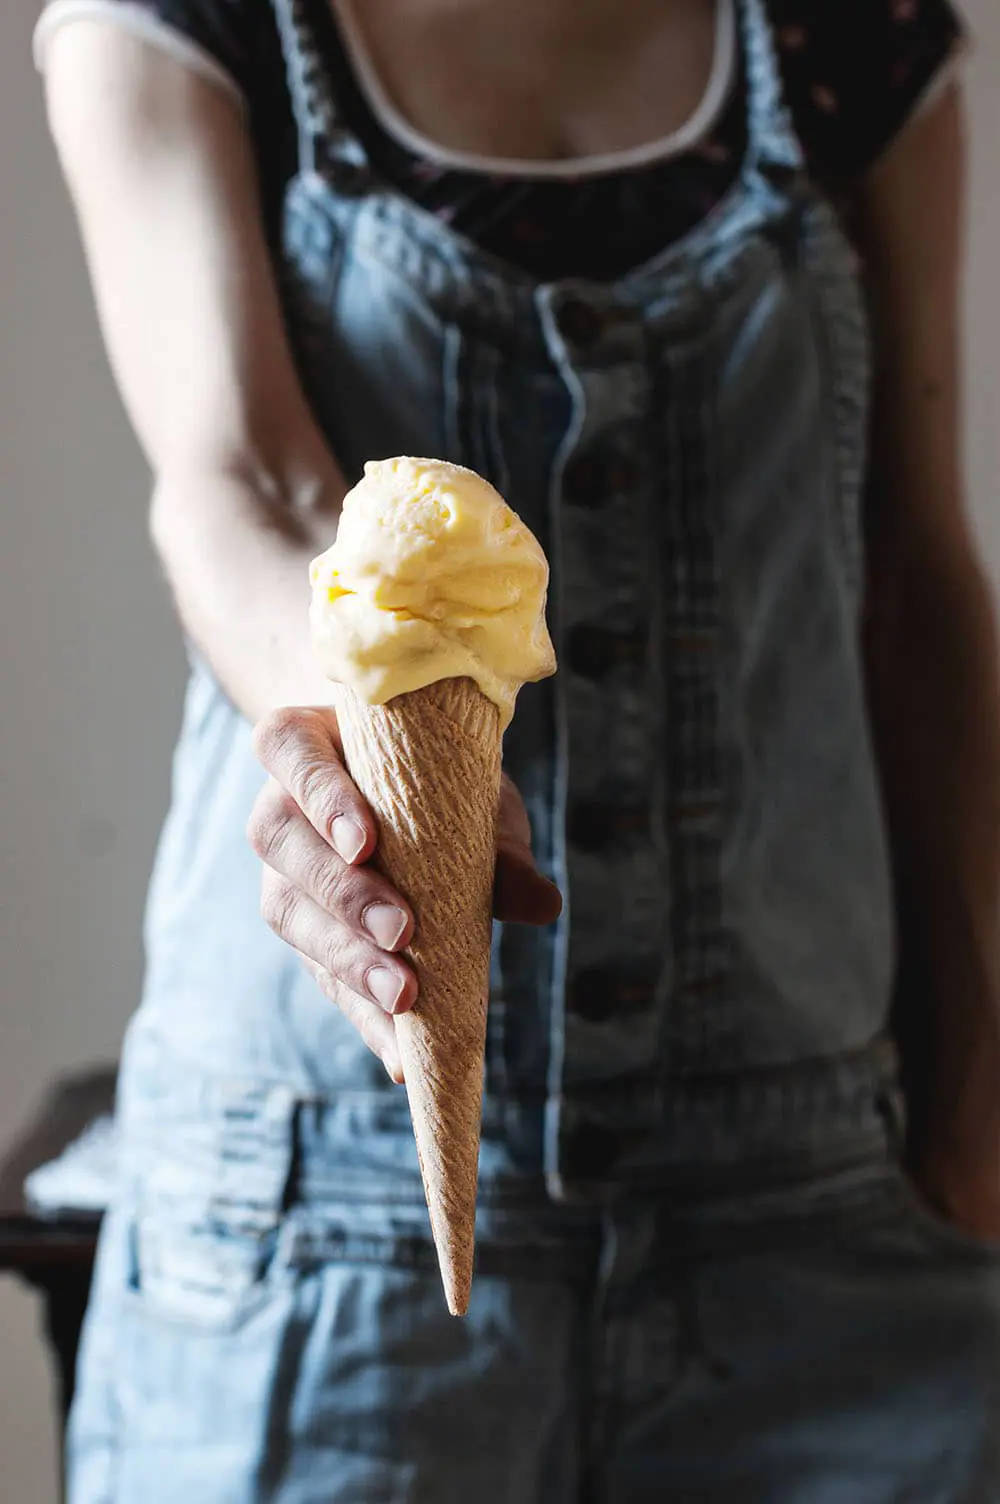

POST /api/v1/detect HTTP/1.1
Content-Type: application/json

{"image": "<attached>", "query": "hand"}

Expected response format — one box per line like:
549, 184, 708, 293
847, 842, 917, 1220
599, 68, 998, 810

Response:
899, 976, 1000, 1244
909, 1093, 1000, 1244
493, 772, 564, 926
906, 1058, 1000, 1242
911, 1150, 1000, 1243
248, 706, 562, 1081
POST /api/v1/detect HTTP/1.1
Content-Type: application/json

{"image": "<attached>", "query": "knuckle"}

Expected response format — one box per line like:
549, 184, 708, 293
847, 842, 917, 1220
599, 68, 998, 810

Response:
251, 706, 313, 770
317, 923, 352, 983
260, 876, 298, 938
246, 785, 299, 861
297, 756, 350, 833
308, 850, 352, 916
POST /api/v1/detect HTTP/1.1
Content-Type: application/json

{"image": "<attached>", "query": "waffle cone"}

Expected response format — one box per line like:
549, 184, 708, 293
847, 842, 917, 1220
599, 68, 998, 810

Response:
332, 676, 502, 1315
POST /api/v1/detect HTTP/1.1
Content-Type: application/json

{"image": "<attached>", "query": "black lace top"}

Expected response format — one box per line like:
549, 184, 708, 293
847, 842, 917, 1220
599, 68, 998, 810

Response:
39, 0, 965, 279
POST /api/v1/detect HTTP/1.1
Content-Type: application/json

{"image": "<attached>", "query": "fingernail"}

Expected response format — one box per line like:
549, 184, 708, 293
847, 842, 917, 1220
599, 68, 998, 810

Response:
332, 816, 366, 863
382, 1053, 405, 1084
363, 903, 408, 950
366, 966, 406, 1012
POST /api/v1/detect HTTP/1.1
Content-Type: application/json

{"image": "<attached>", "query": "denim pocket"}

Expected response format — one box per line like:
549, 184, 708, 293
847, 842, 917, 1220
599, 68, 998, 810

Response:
108, 1209, 298, 1458
123, 1213, 283, 1333
887, 1166, 1000, 1266
118, 1071, 300, 1332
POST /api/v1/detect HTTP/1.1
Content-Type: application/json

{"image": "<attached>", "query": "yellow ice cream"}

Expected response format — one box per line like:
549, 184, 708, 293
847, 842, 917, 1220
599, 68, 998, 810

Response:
310, 457, 556, 729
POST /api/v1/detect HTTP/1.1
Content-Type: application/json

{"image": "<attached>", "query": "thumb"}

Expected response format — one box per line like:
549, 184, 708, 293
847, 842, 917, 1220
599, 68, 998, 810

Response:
493, 843, 563, 926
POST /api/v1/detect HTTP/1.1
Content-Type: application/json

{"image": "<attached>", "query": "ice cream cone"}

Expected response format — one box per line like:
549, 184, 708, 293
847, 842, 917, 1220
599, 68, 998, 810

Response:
310, 456, 556, 1313
332, 674, 502, 1316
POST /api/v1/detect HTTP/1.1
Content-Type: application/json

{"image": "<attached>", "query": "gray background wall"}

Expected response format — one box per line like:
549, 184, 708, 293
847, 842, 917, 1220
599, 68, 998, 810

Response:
0, 2, 997, 1497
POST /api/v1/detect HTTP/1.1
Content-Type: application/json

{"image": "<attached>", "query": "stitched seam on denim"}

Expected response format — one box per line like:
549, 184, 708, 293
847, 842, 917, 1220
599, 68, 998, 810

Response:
741, 0, 804, 175
273, 0, 376, 184
542, 337, 586, 1197
279, 1218, 602, 1280
658, 333, 735, 1074
801, 206, 870, 600
272, 0, 336, 171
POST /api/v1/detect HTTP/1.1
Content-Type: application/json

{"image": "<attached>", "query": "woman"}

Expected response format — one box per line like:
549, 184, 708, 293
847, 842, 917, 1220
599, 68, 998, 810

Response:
36, 0, 1000, 1498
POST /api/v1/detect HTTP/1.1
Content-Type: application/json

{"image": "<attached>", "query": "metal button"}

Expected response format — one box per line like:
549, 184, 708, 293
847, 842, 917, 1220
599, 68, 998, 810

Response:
567, 623, 647, 679
566, 799, 649, 853
560, 1119, 622, 1179
325, 144, 372, 197
667, 793, 721, 825
567, 969, 615, 1023
567, 967, 658, 1023
605, 454, 638, 493
556, 297, 604, 347
562, 448, 638, 507
668, 628, 719, 656
562, 453, 606, 508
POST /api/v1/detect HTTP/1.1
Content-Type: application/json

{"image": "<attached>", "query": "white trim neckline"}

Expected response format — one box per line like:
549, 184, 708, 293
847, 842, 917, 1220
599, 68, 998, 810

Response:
330, 0, 737, 180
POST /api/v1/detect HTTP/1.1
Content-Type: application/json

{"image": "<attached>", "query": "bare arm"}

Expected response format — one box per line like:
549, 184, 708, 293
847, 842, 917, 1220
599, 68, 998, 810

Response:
45, 21, 343, 718
44, 22, 422, 1073
44, 22, 560, 1079
857, 85, 1000, 1231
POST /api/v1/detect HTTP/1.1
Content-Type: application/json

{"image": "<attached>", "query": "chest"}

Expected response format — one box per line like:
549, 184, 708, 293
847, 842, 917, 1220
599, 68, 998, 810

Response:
332, 0, 722, 162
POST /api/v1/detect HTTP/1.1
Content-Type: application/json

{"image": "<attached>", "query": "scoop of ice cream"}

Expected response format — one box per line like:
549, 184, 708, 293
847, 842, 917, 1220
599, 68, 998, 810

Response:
310, 457, 556, 729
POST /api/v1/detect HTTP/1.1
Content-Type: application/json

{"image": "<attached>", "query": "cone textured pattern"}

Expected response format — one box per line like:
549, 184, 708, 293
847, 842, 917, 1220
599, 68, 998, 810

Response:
332, 677, 502, 1314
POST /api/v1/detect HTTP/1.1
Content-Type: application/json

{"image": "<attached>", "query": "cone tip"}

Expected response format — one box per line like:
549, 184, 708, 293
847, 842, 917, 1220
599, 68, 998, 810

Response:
442, 1264, 471, 1317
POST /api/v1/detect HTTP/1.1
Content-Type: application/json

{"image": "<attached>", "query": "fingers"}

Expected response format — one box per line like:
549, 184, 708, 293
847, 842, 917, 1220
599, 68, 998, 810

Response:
493, 847, 563, 925
300, 958, 404, 1083
252, 705, 375, 864
250, 706, 419, 1072
260, 865, 417, 1015
497, 772, 533, 849
494, 772, 563, 926
248, 778, 414, 951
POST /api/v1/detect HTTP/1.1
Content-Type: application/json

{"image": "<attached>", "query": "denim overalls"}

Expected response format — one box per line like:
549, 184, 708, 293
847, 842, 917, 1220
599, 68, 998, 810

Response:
68, 1, 1000, 1499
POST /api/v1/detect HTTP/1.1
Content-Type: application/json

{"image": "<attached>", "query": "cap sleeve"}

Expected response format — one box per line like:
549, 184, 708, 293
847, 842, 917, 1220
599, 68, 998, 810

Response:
770, 0, 968, 181
34, 0, 255, 105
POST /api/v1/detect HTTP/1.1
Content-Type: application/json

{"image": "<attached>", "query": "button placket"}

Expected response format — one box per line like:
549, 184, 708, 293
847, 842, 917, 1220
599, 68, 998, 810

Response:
538, 290, 673, 1191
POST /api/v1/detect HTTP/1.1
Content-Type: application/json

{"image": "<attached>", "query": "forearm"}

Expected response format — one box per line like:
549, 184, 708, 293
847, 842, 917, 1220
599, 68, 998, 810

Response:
41, 23, 352, 725
151, 464, 345, 721
865, 543, 1000, 1140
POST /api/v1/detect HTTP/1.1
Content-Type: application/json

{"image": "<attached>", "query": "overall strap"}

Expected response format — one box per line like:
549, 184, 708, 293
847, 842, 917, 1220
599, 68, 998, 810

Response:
739, 0, 805, 176
271, 0, 372, 184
